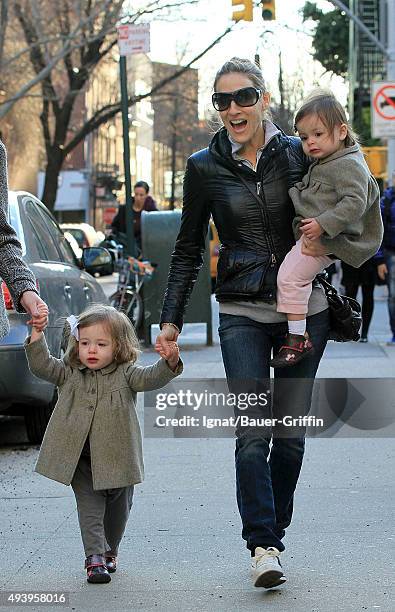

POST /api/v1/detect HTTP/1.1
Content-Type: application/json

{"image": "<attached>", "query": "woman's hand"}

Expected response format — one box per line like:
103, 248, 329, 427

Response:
300, 218, 323, 240
20, 291, 49, 330
301, 235, 331, 257
377, 263, 388, 281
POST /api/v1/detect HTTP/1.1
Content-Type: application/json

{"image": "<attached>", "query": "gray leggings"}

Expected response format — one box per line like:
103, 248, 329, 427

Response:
71, 456, 134, 558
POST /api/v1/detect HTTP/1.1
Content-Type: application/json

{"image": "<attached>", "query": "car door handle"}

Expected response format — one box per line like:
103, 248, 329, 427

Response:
83, 286, 91, 301
64, 285, 72, 299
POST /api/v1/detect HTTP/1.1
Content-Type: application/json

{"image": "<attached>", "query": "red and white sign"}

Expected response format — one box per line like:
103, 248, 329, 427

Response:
371, 81, 395, 138
117, 23, 150, 56
103, 207, 117, 225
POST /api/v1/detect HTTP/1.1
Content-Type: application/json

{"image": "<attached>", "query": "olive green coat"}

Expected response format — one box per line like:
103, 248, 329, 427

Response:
290, 144, 383, 267
25, 334, 182, 490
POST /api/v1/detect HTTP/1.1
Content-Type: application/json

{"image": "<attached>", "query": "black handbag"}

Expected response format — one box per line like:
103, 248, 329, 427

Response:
317, 274, 362, 342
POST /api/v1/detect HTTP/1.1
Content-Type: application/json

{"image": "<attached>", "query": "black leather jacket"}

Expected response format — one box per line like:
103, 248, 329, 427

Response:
160, 126, 309, 331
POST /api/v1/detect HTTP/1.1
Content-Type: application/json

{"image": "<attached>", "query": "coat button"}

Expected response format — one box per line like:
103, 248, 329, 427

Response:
91, 389, 95, 394
88, 405, 94, 411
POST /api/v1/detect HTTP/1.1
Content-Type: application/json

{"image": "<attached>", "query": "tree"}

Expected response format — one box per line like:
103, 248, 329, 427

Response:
0, 0, 232, 210
301, 1, 349, 77
301, 1, 380, 144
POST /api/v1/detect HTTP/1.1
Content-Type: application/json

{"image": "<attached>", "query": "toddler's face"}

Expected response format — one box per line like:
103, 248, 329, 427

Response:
78, 323, 114, 370
296, 113, 347, 160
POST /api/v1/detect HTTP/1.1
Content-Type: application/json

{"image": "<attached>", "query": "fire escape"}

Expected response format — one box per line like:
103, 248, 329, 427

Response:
352, 0, 385, 114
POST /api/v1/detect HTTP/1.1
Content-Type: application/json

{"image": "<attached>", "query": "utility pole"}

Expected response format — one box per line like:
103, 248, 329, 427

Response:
119, 55, 135, 257
330, 0, 395, 182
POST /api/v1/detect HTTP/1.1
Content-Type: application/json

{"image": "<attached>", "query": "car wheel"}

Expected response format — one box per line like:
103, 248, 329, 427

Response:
24, 390, 57, 444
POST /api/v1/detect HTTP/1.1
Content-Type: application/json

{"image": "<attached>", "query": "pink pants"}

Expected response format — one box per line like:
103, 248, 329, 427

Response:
277, 238, 333, 315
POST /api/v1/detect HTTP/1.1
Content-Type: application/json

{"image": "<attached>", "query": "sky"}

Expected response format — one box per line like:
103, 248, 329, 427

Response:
143, 0, 347, 117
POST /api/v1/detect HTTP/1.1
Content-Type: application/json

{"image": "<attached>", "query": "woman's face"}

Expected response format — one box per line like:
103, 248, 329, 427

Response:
215, 73, 270, 148
134, 186, 148, 209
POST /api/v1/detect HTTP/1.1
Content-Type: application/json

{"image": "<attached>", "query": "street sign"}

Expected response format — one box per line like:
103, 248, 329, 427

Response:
117, 23, 150, 56
371, 81, 395, 138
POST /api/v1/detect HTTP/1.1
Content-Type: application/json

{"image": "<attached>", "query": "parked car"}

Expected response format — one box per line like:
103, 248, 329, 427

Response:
60, 223, 112, 275
0, 191, 112, 444
60, 222, 104, 248
63, 230, 83, 260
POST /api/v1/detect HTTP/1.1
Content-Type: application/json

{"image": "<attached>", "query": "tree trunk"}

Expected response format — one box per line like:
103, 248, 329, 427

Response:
40, 148, 65, 211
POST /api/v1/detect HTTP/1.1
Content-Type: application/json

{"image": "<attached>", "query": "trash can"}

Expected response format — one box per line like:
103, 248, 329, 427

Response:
140, 210, 212, 345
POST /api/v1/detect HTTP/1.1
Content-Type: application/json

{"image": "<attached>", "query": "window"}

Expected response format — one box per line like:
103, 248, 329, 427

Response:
25, 199, 60, 262
35, 201, 77, 266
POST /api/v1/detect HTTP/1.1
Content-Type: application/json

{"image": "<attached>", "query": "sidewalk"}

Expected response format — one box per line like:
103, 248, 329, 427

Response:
0, 291, 394, 611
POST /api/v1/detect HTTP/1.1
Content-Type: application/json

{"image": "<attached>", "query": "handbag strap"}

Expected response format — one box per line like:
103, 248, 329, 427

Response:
316, 273, 339, 297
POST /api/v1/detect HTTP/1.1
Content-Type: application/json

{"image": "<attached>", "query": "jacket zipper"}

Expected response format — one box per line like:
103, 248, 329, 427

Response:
257, 181, 277, 265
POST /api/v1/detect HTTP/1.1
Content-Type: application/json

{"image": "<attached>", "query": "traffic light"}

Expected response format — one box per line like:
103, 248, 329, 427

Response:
261, 0, 275, 21
232, 0, 253, 22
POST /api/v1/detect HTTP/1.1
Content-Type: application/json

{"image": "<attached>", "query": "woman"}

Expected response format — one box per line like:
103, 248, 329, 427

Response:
111, 181, 158, 252
156, 58, 330, 589
0, 140, 48, 339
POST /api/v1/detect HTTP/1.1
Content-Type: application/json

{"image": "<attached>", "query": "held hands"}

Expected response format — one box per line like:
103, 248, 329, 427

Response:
300, 218, 323, 240
155, 324, 180, 371
20, 291, 49, 331
30, 302, 49, 342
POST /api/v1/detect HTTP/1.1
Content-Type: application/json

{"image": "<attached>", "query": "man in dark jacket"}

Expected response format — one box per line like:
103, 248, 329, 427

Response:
111, 181, 158, 252
376, 180, 395, 344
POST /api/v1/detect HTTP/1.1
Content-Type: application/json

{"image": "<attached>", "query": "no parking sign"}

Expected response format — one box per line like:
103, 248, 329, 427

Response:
371, 81, 395, 138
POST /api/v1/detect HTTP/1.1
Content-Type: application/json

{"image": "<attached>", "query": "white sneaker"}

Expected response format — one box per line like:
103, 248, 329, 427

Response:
251, 547, 286, 588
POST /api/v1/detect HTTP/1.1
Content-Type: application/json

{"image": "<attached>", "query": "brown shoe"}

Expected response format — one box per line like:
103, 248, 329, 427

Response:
85, 554, 111, 583
105, 554, 117, 573
270, 333, 314, 368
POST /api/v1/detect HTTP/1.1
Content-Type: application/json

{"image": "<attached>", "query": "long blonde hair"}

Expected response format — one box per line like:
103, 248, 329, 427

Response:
64, 304, 140, 367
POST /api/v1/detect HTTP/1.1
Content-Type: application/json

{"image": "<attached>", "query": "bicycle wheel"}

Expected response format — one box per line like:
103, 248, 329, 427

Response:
109, 290, 143, 329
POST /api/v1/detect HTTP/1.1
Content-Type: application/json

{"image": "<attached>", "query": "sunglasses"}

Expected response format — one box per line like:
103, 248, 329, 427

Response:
212, 87, 262, 111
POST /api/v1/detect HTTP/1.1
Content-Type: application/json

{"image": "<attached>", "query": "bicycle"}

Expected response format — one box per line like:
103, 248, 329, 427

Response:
109, 255, 155, 329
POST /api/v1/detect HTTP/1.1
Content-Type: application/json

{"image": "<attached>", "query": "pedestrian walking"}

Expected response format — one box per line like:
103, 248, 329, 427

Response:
25, 303, 182, 584
111, 180, 158, 253
157, 57, 332, 589
271, 89, 383, 366
0, 139, 48, 339
341, 259, 377, 342
376, 179, 395, 344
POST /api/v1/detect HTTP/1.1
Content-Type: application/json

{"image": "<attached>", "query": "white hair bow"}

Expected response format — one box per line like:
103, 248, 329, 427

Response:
66, 315, 79, 340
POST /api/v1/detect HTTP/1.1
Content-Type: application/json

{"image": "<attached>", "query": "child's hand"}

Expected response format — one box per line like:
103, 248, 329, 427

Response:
30, 303, 49, 341
300, 218, 323, 240
155, 338, 180, 371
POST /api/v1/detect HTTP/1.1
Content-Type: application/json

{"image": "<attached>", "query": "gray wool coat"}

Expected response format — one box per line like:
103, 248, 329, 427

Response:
25, 334, 183, 490
0, 140, 37, 339
290, 144, 383, 267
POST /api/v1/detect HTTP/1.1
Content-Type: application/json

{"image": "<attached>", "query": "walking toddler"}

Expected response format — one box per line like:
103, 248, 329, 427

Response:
271, 89, 383, 367
25, 304, 182, 584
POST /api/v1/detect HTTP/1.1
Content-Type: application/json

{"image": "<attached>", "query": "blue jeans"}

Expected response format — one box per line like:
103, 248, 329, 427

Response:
385, 251, 395, 334
218, 309, 330, 553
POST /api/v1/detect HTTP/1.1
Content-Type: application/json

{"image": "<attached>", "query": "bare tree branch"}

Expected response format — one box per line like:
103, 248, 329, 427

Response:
64, 24, 233, 154
0, 0, 116, 118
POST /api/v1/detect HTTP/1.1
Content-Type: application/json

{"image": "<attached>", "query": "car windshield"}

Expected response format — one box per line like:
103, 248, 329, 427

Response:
8, 196, 26, 255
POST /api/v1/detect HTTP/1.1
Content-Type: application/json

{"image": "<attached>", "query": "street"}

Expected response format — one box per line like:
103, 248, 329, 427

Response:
0, 279, 394, 611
